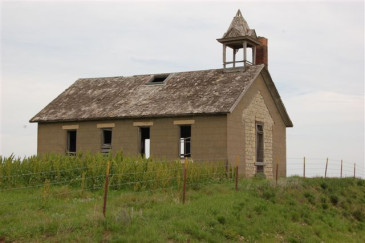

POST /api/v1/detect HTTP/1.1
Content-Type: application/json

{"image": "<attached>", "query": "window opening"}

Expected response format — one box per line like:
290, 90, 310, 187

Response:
256, 123, 264, 172
67, 130, 76, 155
146, 74, 169, 85
140, 127, 150, 158
180, 125, 191, 158
101, 129, 112, 153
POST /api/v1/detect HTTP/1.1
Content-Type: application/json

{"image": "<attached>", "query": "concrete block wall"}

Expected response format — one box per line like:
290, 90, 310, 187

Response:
37, 115, 227, 162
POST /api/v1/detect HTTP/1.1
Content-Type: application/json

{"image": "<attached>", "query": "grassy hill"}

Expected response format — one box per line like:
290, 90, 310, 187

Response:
0, 177, 364, 242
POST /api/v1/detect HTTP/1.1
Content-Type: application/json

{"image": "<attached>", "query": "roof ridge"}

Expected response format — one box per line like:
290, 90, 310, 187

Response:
77, 65, 266, 80
30, 65, 266, 123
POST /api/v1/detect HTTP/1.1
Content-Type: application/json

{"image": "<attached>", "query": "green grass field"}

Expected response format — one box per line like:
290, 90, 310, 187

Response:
1, 177, 364, 242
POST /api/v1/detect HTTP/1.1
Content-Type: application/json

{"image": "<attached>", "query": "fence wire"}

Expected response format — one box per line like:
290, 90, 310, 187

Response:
287, 157, 364, 178
0, 156, 363, 208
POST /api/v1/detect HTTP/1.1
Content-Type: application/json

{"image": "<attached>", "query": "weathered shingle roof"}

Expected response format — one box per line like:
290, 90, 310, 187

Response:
30, 65, 265, 123
222, 9, 257, 39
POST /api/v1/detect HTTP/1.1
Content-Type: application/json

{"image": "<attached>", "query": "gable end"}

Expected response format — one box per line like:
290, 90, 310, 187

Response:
229, 67, 293, 127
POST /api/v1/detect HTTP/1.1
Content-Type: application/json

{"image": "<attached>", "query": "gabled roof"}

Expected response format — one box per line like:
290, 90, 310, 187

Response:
29, 64, 293, 127
222, 9, 257, 39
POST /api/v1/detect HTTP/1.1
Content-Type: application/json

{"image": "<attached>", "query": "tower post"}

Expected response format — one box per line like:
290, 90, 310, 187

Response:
223, 44, 226, 68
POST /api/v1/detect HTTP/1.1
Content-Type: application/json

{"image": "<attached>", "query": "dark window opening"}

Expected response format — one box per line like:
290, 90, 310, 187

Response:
67, 130, 77, 155
101, 129, 112, 153
256, 123, 264, 162
140, 127, 150, 158
256, 165, 264, 173
180, 125, 191, 158
146, 74, 169, 85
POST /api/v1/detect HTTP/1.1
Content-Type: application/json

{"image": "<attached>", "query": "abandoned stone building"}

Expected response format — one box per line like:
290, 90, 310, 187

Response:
30, 10, 293, 178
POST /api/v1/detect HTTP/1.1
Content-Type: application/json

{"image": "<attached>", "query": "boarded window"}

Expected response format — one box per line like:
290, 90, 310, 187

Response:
140, 127, 150, 159
101, 129, 112, 153
180, 125, 191, 158
67, 130, 76, 155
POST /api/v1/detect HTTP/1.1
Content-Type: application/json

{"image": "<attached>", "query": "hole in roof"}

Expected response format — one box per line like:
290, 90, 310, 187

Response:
146, 74, 170, 85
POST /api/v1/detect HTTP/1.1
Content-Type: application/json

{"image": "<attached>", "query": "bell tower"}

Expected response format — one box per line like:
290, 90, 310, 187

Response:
217, 10, 266, 69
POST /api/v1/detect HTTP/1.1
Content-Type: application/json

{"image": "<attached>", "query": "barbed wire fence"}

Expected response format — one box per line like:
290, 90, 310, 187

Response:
0, 156, 364, 219
287, 157, 364, 179
0, 158, 233, 211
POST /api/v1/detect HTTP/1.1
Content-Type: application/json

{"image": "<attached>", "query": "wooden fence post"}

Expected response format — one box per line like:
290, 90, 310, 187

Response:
103, 161, 110, 217
354, 163, 356, 179
81, 172, 85, 195
183, 157, 188, 204
275, 157, 279, 186
235, 156, 239, 191
325, 158, 328, 178
340, 160, 343, 178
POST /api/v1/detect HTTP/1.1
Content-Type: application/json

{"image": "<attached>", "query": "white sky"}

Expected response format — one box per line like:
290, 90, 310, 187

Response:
1, 0, 364, 177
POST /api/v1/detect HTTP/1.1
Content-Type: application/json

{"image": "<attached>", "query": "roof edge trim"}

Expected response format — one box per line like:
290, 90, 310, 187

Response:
228, 66, 293, 128
228, 65, 264, 113
260, 69, 293, 127
29, 112, 229, 123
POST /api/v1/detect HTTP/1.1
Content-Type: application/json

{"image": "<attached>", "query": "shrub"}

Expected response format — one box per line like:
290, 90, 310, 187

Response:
320, 182, 328, 190
304, 192, 315, 205
352, 209, 364, 222
217, 216, 226, 225
262, 190, 276, 202
254, 172, 266, 180
330, 195, 339, 205
357, 180, 365, 187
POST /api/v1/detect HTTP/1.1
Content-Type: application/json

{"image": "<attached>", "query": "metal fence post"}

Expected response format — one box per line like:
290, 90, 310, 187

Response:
325, 158, 328, 178
275, 157, 279, 186
103, 161, 110, 217
354, 163, 356, 179
183, 157, 188, 204
340, 160, 343, 178
235, 156, 239, 191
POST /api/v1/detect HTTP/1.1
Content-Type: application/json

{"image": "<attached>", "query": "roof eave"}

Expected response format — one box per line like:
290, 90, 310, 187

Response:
30, 112, 230, 123
217, 36, 261, 46
260, 68, 293, 127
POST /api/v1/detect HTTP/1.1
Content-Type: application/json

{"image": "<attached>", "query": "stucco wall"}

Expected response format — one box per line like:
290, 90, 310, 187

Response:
38, 123, 66, 154
227, 73, 287, 178
191, 116, 227, 162
37, 115, 227, 162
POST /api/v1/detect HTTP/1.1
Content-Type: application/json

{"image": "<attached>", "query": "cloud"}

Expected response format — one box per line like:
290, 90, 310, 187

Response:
286, 91, 364, 126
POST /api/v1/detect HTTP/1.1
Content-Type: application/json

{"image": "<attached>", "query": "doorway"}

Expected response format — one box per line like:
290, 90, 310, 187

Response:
140, 127, 150, 158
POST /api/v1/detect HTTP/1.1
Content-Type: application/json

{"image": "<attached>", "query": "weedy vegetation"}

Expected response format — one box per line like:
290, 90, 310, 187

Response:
0, 153, 364, 242
0, 152, 230, 190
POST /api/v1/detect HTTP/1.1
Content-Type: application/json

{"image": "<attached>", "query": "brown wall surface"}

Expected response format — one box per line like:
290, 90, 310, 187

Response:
227, 73, 287, 177
192, 116, 227, 162
38, 123, 66, 154
227, 101, 245, 175
37, 116, 227, 162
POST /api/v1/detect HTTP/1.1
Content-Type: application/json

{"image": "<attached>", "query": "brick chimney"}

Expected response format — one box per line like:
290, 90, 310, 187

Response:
255, 37, 268, 68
